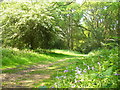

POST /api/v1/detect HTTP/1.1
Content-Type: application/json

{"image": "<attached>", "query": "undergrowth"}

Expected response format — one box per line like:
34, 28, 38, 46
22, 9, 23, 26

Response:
2, 47, 119, 88
44, 47, 119, 88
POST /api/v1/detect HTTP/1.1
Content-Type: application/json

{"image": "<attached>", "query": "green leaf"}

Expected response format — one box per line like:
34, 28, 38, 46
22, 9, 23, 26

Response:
103, 66, 113, 76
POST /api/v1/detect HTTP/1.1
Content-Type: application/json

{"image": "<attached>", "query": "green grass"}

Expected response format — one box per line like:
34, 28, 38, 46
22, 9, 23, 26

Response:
41, 47, 119, 88
2, 47, 119, 88
2, 47, 79, 69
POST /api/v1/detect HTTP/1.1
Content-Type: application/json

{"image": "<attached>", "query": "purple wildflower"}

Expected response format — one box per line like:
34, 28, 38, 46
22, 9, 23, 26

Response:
75, 75, 78, 78
51, 87, 54, 88
92, 67, 94, 70
71, 85, 75, 88
56, 76, 59, 79
77, 80, 80, 82
64, 70, 68, 73
75, 79, 84, 83
76, 67, 79, 70
114, 74, 120, 75
87, 66, 90, 70
83, 69, 87, 73
84, 64, 87, 65
77, 70, 82, 74
97, 62, 100, 65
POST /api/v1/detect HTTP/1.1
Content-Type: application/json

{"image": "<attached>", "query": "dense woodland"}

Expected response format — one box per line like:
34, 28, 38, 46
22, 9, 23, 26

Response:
1, 0, 120, 88
1, 1, 119, 53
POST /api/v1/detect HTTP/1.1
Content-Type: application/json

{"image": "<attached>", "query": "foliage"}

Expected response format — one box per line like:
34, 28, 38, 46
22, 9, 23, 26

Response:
77, 2, 119, 53
1, 1, 119, 52
46, 47, 119, 88
1, 1, 119, 88
1, 2, 55, 49
2, 47, 119, 88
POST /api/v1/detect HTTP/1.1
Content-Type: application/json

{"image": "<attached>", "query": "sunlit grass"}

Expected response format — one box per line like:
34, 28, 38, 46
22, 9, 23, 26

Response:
2, 48, 80, 69
51, 49, 87, 56
1, 48, 51, 69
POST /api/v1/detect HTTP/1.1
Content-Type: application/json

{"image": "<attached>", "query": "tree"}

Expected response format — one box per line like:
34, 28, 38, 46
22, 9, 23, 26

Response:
1, 1, 119, 52
1, 2, 55, 49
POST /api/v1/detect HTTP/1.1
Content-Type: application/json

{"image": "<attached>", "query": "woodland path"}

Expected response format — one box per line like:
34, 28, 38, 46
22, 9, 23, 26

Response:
1, 56, 84, 88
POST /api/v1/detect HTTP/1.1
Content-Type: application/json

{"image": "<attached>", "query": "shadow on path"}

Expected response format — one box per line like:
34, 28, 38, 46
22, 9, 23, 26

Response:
1, 57, 84, 88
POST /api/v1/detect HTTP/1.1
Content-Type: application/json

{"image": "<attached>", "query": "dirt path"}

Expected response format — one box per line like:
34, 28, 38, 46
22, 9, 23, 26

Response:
1, 57, 76, 88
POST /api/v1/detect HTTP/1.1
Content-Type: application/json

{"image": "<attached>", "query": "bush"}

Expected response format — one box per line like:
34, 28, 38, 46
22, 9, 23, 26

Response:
1, 2, 55, 49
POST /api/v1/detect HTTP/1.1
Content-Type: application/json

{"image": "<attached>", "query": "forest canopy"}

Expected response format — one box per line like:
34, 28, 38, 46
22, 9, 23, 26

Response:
1, 1, 119, 53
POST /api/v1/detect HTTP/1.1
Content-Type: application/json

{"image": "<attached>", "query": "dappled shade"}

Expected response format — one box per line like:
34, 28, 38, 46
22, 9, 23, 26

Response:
1, 0, 119, 88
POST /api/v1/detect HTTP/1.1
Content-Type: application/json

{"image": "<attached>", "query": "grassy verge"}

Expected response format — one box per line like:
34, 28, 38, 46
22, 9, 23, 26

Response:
2, 48, 80, 69
42, 47, 119, 88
